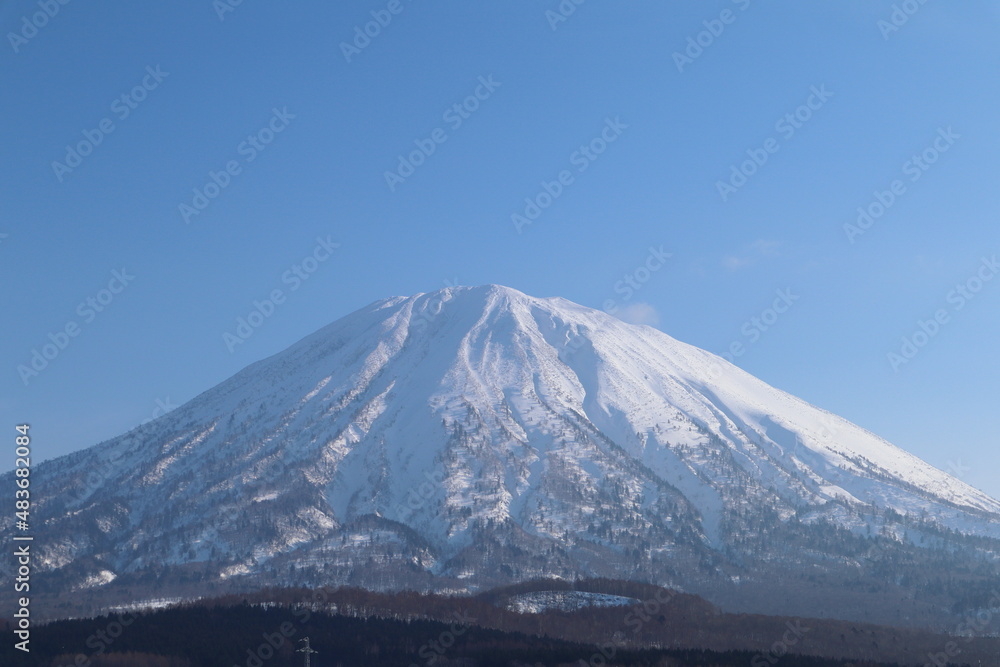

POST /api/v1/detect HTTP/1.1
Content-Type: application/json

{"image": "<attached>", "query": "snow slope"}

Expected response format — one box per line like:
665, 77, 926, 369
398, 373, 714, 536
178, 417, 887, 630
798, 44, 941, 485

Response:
3, 285, 998, 618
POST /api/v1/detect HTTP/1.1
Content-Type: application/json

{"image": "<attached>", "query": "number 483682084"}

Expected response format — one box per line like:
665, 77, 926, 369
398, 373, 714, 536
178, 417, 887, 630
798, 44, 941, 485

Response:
15, 424, 31, 528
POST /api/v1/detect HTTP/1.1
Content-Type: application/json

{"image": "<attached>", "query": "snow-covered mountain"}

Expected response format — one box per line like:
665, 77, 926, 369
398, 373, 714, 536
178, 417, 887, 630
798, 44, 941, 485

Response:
5, 285, 1000, 625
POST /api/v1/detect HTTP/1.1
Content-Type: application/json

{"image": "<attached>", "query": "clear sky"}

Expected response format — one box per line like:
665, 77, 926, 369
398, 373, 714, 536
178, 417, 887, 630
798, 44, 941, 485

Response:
2, 1, 998, 498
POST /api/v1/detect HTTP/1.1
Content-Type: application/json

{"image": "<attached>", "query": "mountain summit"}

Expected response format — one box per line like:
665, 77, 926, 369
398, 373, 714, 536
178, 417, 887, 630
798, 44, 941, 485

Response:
5, 285, 999, 625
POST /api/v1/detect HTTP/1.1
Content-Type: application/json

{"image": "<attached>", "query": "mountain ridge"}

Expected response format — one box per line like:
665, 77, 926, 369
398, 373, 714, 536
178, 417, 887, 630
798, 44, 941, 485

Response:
4, 284, 999, 627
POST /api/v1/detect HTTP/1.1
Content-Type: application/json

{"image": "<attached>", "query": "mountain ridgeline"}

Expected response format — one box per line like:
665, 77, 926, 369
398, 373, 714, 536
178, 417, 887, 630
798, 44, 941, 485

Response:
3, 285, 999, 628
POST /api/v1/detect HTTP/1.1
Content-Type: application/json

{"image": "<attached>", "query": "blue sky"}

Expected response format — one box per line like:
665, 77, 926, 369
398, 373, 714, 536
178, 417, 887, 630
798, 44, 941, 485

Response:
2, 1, 998, 497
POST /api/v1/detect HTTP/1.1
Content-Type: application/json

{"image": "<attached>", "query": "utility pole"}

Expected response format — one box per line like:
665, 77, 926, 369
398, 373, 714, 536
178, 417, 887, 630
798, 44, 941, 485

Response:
297, 637, 318, 667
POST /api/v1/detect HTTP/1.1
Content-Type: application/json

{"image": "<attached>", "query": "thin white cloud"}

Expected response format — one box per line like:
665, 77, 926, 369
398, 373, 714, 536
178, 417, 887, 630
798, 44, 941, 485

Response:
722, 255, 753, 271
616, 302, 660, 327
722, 239, 781, 271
